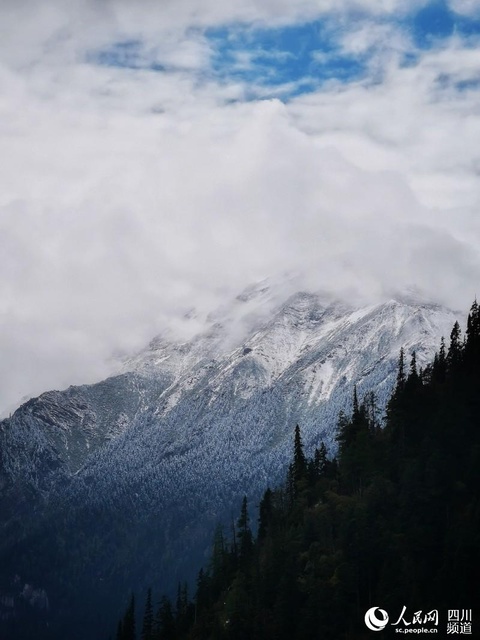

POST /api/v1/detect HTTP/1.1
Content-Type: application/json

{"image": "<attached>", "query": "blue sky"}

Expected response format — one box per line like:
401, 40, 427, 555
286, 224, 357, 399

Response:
92, 1, 480, 99
207, 2, 480, 97
412, 0, 480, 42
206, 22, 365, 96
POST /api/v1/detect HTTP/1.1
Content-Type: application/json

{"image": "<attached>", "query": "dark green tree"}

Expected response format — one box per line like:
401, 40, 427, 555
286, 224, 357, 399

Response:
122, 594, 135, 640
409, 350, 417, 378
293, 424, 306, 483
465, 300, 480, 373
315, 442, 328, 477
287, 425, 308, 502
195, 568, 209, 613
432, 336, 447, 383
405, 350, 420, 394
258, 488, 273, 542
237, 496, 253, 562
176, 582, 193, 637
211, 524, 225, 577
335, 410, 351, 455
395, 347, 406, 393
447, 321, 463, 371
141, 588, 153, 640
154, 596, 175, 640
352, 385, 360, 421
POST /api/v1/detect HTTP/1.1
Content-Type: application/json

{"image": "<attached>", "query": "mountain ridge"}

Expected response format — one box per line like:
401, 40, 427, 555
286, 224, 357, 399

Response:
0, 290, 457, 510
0, 286, 460, 639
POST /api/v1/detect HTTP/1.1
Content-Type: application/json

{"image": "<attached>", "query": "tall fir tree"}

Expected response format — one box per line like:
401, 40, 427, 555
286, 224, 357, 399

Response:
352, 385, 360, 421
315, 442, 328, 477
447, 321, 462, 371
122, 594, 135, 640
436, 336, 447, 382
395, 347, 406, 393
405, 350, 420, 392
141, 588, 153, 640
293, 424, 306, 483
258, 488, 273, 542
154, 596, 175, 640
237, 496, 253, 562
465, 300, 480, 373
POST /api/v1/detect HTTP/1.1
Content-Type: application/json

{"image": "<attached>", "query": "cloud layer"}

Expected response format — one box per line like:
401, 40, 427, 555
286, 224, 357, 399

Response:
0, 0, 479, 412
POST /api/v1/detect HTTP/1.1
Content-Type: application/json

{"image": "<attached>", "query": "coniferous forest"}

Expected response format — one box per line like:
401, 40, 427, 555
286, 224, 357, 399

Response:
114, 302, 480, 640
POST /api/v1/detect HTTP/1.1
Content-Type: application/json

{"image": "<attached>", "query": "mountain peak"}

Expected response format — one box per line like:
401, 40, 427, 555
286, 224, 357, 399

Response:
0, 284, 460, 640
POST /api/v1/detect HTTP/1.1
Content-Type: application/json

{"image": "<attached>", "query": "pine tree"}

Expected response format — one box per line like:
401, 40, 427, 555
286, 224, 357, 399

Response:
176, 582, 192, 637
395, 347, 406, 393
335, 410, 351, 455
293, 424, 306, 483
465, 300, 480, 373
195, 568, 209, 614
364, 391, 380, 433
237, 496, 253, 562
409, 350, 417, 377
122, 594, 135, 640
352, 385, 360, 421
286, 461, 295, 504
316, 442, 328, 477
433, 336, 447, 382
154, 596, 175, 640
405, 350, 420, 391
447, 321, 462, 371
258, 488, 273, 541
387, 348, 408, 447
141, 588, 153, 640
230, 514, 238, 562
211, 524, 226, 581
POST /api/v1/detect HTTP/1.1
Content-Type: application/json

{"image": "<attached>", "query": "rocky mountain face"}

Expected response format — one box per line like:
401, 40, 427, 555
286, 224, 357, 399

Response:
0, 284, 458, 639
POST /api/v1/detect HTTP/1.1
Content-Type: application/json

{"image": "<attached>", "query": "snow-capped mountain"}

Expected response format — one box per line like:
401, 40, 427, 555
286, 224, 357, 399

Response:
0, 283, 458, 639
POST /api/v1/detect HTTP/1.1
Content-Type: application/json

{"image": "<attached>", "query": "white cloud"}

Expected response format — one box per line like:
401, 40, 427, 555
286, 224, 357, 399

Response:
448, 0, 480, 17
0, 0, 429, 70
0, 1, 479, 412
338, 20, 412, 57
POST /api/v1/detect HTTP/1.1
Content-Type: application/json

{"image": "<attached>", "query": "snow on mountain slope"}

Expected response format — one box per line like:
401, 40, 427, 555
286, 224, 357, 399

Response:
118, 288, 454, 431
37, 289, 456, 537
0, 285, 457, 514
0, 284, 459, 639
0, 372, 169, 518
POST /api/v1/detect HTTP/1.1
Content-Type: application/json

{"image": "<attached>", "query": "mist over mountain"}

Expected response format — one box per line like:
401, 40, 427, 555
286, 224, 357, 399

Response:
2, 1, 480, 417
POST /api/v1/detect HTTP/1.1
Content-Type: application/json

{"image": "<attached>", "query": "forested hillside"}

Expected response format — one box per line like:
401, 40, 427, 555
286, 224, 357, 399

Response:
115, 301, 479, 640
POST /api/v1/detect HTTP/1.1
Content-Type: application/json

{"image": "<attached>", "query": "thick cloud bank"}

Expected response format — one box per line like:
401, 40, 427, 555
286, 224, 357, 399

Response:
0, 0, 479, 412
